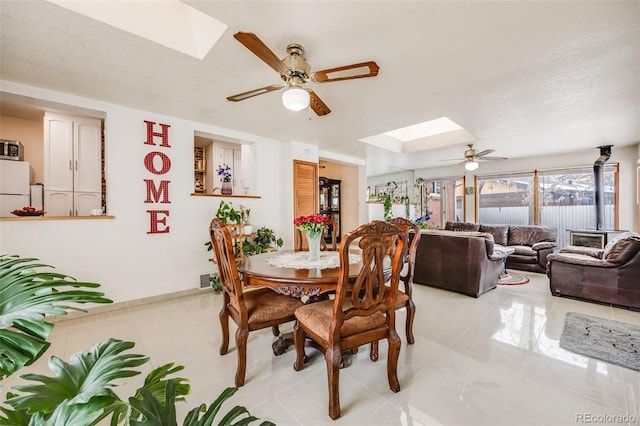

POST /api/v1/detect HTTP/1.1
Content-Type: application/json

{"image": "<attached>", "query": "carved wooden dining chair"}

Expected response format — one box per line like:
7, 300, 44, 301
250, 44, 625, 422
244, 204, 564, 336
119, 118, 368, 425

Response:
292, 221, 407, 420
210, 218, 303, 387
388, 217, 421, 344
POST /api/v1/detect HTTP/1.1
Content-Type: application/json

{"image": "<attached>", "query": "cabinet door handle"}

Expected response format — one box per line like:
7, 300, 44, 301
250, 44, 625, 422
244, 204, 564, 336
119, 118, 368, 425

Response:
75, 160, 78, 170
69, 160, 72, 170
69, 209, 72, 216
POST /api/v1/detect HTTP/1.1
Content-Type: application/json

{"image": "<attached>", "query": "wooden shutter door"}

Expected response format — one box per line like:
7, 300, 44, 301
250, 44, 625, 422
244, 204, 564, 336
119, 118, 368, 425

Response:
293, 160, 318, 250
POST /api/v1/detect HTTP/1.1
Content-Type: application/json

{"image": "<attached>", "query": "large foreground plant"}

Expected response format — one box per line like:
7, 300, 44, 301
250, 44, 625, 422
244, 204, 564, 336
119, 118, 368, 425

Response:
0, 255, 274, 425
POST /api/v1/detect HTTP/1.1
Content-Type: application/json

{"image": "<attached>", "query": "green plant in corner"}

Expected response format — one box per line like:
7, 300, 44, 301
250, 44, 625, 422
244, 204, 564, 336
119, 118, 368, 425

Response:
383, 193, 393, 221
215, 200, 242, 225
210, 273, 222, 292
0, 254, 274, 425
253, 227, 284, 251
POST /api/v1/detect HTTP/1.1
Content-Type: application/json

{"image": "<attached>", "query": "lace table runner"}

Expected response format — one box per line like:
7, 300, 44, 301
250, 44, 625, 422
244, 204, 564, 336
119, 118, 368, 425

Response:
266, 251, 361, 269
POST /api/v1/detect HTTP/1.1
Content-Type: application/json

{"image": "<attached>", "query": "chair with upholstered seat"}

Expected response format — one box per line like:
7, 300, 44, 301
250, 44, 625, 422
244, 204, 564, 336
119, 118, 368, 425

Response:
209, 218, 303, 387
387, 217, 421, 344
293, 220, 407, 420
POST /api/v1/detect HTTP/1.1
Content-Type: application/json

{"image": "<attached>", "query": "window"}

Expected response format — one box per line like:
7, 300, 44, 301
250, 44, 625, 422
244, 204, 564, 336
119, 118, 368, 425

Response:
475, 165, 619, 247
538, 165, 618, 247
421, 177, 465, 226
477, 172, 535, 226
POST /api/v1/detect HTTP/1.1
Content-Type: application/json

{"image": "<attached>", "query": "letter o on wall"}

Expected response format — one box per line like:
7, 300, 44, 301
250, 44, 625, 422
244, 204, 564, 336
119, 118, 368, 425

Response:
144, 151, 171, 175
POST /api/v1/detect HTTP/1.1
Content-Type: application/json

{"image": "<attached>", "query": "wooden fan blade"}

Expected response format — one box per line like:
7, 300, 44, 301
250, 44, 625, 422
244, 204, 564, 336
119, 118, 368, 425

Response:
475, 149, 495, 157
312, 61, 379, 83
234, 32, 289, 75
478, 156, 508, 161
226, 84, 283, 102
308, 90, 331, 116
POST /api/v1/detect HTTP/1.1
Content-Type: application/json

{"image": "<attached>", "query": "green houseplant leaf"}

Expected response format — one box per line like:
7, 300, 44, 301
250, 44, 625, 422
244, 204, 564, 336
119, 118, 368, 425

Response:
5, 339, 148, 417
0, 255, 112, 382
0, 255, 273, 425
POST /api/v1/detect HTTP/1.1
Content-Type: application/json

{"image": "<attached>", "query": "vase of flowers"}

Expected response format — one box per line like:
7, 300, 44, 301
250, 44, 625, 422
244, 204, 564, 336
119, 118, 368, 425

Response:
294, 213, 330, 261
217, 163, 232, 195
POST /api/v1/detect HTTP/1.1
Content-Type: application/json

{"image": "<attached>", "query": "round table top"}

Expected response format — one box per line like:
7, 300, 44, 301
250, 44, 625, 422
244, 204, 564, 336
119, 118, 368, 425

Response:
237, 250, 364, 285
237, 250, 393, 298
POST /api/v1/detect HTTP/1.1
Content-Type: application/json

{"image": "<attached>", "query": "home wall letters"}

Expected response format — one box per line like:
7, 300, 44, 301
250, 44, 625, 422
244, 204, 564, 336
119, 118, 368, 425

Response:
143, 120, 172, 234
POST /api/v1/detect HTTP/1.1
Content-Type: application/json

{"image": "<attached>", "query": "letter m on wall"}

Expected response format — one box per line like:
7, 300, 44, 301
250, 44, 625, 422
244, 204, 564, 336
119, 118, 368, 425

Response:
144, 179, 171, 203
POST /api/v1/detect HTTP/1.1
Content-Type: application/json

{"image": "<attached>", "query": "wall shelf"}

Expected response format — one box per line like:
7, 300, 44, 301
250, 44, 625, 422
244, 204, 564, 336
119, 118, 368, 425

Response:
190, 193, 261, 199
194, 147, 206, 194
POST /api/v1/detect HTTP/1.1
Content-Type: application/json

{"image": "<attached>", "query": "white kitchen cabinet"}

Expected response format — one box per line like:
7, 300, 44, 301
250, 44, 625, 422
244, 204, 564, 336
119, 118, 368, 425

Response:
44, 191, 73, 216
74, 192, 101, 216
44, 113, 102, 216
44, 191, 100, 216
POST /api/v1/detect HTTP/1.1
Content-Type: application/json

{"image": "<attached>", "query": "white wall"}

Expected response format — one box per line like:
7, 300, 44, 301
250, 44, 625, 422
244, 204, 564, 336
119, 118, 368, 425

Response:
0, 81, 289, 304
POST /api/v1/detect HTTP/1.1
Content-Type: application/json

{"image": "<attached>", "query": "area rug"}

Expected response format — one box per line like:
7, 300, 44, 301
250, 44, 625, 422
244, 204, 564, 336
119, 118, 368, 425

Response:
559, 312, 640, 372
497, 271, 529, 285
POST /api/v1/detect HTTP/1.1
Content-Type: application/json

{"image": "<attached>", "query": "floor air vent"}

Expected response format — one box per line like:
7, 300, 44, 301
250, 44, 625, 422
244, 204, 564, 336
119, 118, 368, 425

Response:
199, 274, 210, 289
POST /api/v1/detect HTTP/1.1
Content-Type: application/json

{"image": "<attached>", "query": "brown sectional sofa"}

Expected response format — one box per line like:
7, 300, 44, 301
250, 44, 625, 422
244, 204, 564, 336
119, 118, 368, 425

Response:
445, 222, 558, 273
547, 232, 640, 310
413, 229, 508, 297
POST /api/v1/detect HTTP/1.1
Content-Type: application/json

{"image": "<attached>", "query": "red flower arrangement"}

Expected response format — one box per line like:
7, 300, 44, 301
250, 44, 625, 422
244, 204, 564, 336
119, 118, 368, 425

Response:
294, 213, 331, 235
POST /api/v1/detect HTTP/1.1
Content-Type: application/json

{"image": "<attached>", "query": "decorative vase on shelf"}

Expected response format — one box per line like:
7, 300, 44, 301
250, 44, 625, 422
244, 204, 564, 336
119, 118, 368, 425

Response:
306, 231, 321, 261
221, 181, 233, 195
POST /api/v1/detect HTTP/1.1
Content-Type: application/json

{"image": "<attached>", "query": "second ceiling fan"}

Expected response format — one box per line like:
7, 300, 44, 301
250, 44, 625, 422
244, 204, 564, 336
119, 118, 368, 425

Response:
461, 144, 507, 171
440, 144, 508, 171
226, 32, 379, 116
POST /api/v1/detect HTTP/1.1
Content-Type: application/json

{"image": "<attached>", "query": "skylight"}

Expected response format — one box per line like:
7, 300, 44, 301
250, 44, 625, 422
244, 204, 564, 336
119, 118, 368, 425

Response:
45, 0, 227, 60
359, 117, 476, 154
384, 117, 463, 141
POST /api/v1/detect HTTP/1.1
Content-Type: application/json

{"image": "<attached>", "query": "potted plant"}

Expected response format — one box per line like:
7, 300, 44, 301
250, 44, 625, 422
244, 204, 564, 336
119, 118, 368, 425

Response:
383, 192, 393, 221
253, 227, 284, 252
0, 254, 273, 425
240, 205, 252, 234
215, 200, 241, 226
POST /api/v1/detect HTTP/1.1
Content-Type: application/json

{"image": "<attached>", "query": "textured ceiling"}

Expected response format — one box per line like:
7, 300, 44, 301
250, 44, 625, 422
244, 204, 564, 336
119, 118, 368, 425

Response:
1, 1, 639, 176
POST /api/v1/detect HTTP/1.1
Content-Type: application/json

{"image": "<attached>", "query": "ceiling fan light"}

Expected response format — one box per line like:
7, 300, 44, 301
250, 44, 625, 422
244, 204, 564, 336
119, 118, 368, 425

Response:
465, 160, 479, 171
282, 87, 310, 111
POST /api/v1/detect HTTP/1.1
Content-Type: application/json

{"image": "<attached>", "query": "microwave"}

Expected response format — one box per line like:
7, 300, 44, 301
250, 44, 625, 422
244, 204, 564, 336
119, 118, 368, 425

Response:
0, 140, 24, 161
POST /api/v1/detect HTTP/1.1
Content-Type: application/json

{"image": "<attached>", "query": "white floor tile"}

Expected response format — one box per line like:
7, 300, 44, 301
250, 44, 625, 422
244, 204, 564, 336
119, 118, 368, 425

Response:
2, 270, 639, 425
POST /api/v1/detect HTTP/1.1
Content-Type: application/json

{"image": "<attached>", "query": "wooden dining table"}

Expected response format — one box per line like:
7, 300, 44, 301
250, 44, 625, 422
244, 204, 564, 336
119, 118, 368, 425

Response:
237, 249, 365, 297
236, 249, 366, 358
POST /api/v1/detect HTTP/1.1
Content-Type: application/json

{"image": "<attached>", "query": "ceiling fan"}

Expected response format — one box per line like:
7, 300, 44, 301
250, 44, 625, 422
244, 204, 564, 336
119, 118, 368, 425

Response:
448, 144, 508, 171
226, 32, 379, 116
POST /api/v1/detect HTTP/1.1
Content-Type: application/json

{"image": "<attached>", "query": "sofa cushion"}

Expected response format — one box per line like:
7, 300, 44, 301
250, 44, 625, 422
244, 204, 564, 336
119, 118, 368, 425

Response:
511, 245, 537, 256
508, 225, 557, 246
424, 229, 495, 256
445, 221, 480, 232
602, 232, 640, 265
547, 252, 615, 268
479, 224, 509, 246
531, 241, 556, 251
507, 254, 538, 264
560, 245, 604, 259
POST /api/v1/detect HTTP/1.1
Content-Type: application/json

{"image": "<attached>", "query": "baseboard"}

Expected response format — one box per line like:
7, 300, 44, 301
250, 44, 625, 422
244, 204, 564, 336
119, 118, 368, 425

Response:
48, 287, 213, 323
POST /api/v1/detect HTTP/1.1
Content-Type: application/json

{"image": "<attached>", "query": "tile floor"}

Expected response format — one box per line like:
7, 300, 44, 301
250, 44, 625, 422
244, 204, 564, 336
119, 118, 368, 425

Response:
2, 271, 639, 425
